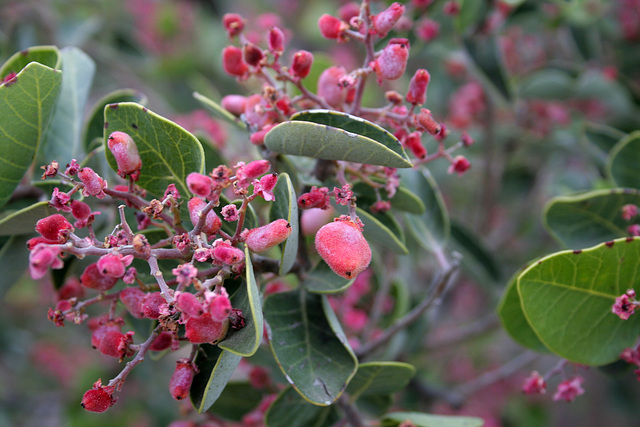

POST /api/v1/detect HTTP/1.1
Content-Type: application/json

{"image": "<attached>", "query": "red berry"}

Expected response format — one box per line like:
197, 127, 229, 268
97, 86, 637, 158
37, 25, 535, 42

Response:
222, 46, 248, 77
120, 287, 146, 318
107, 131, 142, 180
406, 69, 430, 105
268, 27, 285, 55
176, 292, 204, 317
78, 167, 107, 199
208, 294, 232, 322
186, 172, 214, 198
318, 14, 347, 40
404, 131, 427, 159
315, 219, 372, 279
142, 292, 166, 319
81, 263, 119, 291
245, 219, 292, 253
290, 50, 313, 79
243, 42, 265, 67
318, 66, 349, 108
223, 13, 245, 38
35, 214, 74, 243
169, 360, 196, 400
150, 331, 175, 351
81, 380, 116, 413
185, 313, 229, 344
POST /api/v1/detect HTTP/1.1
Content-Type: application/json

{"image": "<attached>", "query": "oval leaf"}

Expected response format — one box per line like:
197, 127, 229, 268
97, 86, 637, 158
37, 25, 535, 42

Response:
304, 261, 354, 294
265, 386, 339, 427
608, 131, 640, 189
451, 221, 501, 283
0, 201, 54, 236
497, 266, 549, 353
218, 247, 263, 356
544, 188, 640, 249
382, 412, 485, 427
265, 119, 412, 169
518, 237, 640, 366
39, 47, 96, 166
104, 102, 204, 197
264, 289, 357, 405
0, 45, 61, 77
208, 382, 264, 421
346, 362, 416, 401
0, 62, 62, 209
190, 344, 243, 413
83, 89, 147, 150
269, 173, 299, 275
357, 208, 408, 255
0, 235, 30, 297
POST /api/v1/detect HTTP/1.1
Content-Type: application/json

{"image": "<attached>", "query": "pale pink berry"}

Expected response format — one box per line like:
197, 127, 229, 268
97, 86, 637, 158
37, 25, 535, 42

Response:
36, 214, 74, 243
78, 167, 107, 199
120, 287, 146, 318
29, 244, 64, 280
97, 253, 134, 278
223, 13, 245, 38
141, 292, 166, 319
211, 241, 245, 265
172, 263, 198, 287
315, 219, 372, 279
371, 2, 405, 37
290, 50, 314, 79
188, 198, 222, 235
371, 38, 409, 82
339, 2, 360, 22
236, 159, 271, 188
245, 219, 292, 253
81, 379, 116, 413
253, 173, 278, 201
185, 313, 228, 344
176, 292, 204, 317
208, 294, 232, 322
107, 131, 142, 181
406, 69, 430, 105
268, 27, 285, 55
318, 66, 349, 108
186, 172, 214, 198
318, 14, 347, 40
222, 46, 248, 77
301, 207, 335, 237
81, 263, 119, 291
221, 94, 247, 116
221, 204, 239, 222
169, 360, 196, 400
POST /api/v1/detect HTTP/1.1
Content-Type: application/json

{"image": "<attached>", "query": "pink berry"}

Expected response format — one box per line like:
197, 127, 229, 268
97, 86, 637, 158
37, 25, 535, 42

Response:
245, 219, 292, 253
169, 360, 196, 400
301, 207, 335, 237
222, 46, 248, 77
318, 66, 349, 108
107, 131, 142, 181
208, 294, 232, 322
268, 27, 285, 55
211, 241, 245, 265
81, 263, 119, 291
81, 380, 116, 413
371, 38, 409, 82
448, 155, 471, 176
35, 214, 74, 243
141, 292, 166, 319
371, 2, 405, 37
188, 197, 222, 235
98, 330, 133, 358
221, 94, 247, 116
185, 313, 229, 344
406, 69, 430, 105
186, 172, 214, 198
290, 50, 314, 79
315, 219, 372, 279
150, 331, 175, 351
318, 14, 347, 40
97, 253, 133, 278
120, 287, 146, 318
176, 292, 204, 317
236, 159, 271, 188
78, 167, 107, 199
298, 186, 330, 210
404, 131, 427, 159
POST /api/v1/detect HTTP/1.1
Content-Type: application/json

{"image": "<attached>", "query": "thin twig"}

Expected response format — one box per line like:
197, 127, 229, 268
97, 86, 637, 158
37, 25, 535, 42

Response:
425, 314, 500, 351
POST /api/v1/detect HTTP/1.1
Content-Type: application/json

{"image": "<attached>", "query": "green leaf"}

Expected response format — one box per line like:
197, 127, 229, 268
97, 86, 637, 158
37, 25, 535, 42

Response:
190, 344, 243, 414
382, 412, 485, 427
0, 62, 62, 209
208, 382, 264, 421
196, 132, 226, 173
83, 89, 147, 151
352, 180, 426, 214
608, 131, 640, 189
450, 221, 501, 283
455, 0, 488, 34
544, 188, 640, 249
269, 173, 299, 275
399, 169, 450, 249
0, 234, 30, 297
104, 102, 205, 197
265, 386, 339, 427
497, 267, 549, 353
39, 47, 95, 166
518, 69, 575, 100
0, 201, 54, 237
346, 362, 416, 401
356, 207, 408, 255
0, 45, 61, 77
274, 154, 301, 191
304, 261, 354, 294
264, 289, 358, 405
583, 122, 626, 154
464, 35, 512, 101
218, 247, 263, 356
518, 237, 640, 366
193, 91, 245, 130
356, 394, 393, 417
265, 111, 413, 168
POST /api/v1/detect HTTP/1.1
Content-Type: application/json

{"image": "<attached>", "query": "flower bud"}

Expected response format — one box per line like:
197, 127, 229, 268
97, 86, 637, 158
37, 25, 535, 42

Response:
371, 2, 405, 37
107, 131, 142, 181
315, 219, 371, 279
36, 214, 74, 243
406, 69, 430, 105
245, 219, 292, 253
221, 95, 247, 116
448, 155, 471, 176
371, 38, 409, 82
236, 159, 271, 187
222, 46, 248, 77
414, 108, 441, 135
318, 14, 347, 40
268, 27, 285, 55
223, 13, 245, 38
169, 360, 196, 400
290, 50, 314, 79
